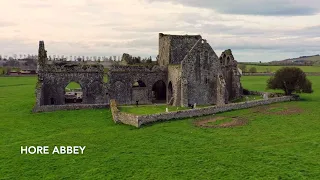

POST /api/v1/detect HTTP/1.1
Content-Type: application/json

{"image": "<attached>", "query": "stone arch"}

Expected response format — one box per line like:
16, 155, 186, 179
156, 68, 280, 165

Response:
226, 56, 230, 65
132, 80, 146, 87
64, 81, 83, 104
167, 81, 173, 104
152, 80, 166, 102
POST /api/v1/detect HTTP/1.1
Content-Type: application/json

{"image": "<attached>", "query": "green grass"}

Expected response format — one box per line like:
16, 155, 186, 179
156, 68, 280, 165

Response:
1, 76, 320, 179
103, 75, 109, 83
241, 65, 320, 73
119, 105, 190, 115
65, 82, 81, 89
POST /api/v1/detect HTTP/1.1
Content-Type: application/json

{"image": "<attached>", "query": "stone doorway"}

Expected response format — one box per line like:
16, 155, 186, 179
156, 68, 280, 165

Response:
152, 80, 166, 103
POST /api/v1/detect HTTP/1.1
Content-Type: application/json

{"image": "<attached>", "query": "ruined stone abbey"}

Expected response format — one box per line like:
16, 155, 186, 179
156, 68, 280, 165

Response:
34, 33, 242, 112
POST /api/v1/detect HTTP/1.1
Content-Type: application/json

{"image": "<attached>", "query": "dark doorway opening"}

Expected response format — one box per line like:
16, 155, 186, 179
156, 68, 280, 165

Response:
50, 98, 55, 105
152, 80, 166, 103
167, 81, 173, 104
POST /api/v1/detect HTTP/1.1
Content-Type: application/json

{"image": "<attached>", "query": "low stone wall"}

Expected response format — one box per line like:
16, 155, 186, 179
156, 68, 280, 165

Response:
110, 99, 139, 127
111, 95, 299, 128
244, 90, 284, 97
33, 104, 109, 113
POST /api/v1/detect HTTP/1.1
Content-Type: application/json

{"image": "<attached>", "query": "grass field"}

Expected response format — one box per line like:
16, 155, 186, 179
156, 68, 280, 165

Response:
241, 65, 320, 73
1, 76, 320, 179
119, 105, 190, 115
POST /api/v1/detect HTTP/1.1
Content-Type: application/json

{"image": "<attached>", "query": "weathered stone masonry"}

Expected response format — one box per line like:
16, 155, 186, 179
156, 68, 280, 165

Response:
33, 41, 108, 112
34, 33, 243, 112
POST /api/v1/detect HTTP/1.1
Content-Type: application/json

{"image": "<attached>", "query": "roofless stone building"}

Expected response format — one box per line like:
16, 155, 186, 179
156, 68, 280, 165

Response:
33, 33, 242, 112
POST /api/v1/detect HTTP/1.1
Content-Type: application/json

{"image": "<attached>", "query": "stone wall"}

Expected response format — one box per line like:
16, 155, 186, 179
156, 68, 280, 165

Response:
132, 87, 150, 104
108, 65, 167, 105
35, 41, 108, 109
110, 99, 139, 127
180, 39, 221, 106
158, 33, 202, 66
33, 104, 109, 113
167, 65, 181, 106
111, 96, 299, 128
219, 49, 242, 101
158, 34, 171, 66
137, 96, 298, 127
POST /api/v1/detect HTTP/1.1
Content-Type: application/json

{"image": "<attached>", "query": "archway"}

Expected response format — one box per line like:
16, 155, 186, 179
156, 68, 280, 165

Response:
167, 81, 173, 104
65, 82, 83, 104
132, 80, 146, 87
152, 80, 166, 103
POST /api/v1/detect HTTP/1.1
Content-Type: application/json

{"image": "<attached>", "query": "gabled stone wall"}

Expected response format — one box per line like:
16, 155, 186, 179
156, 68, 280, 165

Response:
180, 39, 222, 106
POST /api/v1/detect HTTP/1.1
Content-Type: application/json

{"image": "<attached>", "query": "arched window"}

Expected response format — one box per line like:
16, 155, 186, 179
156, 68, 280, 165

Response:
132, 80, 146, 87
226, 57, 230, 65
219, 57, 223, 65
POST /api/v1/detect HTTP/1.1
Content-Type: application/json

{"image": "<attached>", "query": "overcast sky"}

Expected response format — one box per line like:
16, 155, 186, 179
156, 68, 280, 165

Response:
1, 0, 320, 62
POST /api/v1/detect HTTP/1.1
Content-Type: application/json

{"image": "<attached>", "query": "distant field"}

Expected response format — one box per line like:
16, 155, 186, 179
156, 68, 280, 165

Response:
241, 65, 320, 73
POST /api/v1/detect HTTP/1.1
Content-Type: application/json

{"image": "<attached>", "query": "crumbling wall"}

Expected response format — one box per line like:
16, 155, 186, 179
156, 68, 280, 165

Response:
158, 34, 171, 66
34, 41, 108, 112
219, 49, 242, 101
110, 99, 139, 127
158, 33, 202, 66
167, 65, 181, 106
108, 65, 167, 105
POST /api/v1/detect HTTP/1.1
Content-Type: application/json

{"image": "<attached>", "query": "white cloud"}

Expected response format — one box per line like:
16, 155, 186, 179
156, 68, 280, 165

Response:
0, 0, 319, 62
